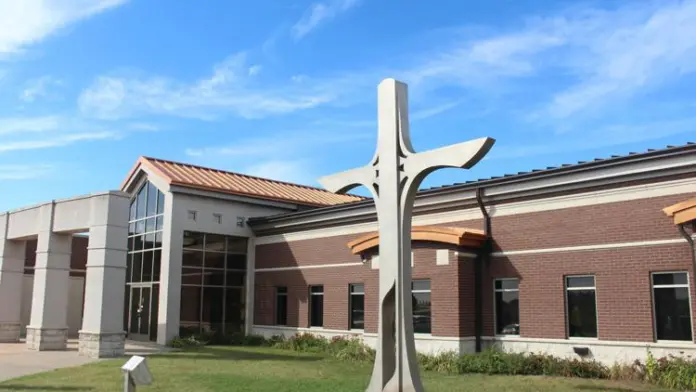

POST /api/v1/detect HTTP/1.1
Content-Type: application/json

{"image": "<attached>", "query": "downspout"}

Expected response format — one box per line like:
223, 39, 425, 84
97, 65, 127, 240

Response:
677, 223, 696, 274
475, 188, 492, 353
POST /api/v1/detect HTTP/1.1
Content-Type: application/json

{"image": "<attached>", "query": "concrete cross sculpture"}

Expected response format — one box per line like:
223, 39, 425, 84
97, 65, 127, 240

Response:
319, 79, 495, 392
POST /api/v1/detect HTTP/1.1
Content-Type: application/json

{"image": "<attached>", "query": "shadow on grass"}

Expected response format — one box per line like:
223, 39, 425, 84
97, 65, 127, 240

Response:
155, 346, 323, 362
0, 386, 93, 391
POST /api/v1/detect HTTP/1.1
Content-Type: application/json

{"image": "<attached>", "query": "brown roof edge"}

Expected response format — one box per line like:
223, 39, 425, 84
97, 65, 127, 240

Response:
140, 156, 368, 199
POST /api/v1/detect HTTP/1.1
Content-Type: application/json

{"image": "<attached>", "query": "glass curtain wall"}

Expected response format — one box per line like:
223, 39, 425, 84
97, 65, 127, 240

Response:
179, 231, 247, 337
124, 181, 165, 341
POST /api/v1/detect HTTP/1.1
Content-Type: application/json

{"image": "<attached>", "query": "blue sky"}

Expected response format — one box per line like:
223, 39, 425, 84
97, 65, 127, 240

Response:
2, 0, 696, 211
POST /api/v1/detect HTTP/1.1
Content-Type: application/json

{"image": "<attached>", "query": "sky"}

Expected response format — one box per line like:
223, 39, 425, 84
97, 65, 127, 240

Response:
2, 0, 696, 211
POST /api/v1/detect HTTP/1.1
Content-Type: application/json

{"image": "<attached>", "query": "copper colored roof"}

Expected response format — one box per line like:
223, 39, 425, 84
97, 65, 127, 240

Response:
664, 197, 696, 225
347, 226, 487, 254
121, 157, 366, 207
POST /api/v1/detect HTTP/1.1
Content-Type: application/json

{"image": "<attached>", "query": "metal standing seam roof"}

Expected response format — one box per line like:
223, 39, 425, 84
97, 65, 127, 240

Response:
121, 156, 367, 207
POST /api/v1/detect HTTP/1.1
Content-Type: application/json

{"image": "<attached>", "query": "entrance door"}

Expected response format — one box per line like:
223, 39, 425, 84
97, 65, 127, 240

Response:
127, 284, 156, 341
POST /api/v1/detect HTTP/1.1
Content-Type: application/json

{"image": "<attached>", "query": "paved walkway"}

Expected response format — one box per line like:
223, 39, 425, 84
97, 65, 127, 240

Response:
0, 339, 171, 382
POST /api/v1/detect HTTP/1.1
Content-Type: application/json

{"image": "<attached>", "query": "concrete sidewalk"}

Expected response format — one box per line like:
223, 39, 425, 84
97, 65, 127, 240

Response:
0, 339, 171, 382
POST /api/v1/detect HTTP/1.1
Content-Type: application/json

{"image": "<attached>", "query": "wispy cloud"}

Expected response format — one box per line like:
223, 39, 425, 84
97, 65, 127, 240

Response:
185, 128, 371, 158
411, 101, 462, 121
0, 164, 55, 180
0, 0, 128, 55
20, 76, 63, 102
0, 131, 118, 153
243, 159, 317, 185
291, 0, 361, 40
78, 53, 336, 120
0, 116, 62, 135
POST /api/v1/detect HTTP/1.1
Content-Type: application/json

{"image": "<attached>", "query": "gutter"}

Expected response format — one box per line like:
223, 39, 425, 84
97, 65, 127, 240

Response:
475, 188, 492, 353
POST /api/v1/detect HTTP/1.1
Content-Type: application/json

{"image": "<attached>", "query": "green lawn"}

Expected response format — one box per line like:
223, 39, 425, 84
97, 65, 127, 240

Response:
0, 346, 668, 391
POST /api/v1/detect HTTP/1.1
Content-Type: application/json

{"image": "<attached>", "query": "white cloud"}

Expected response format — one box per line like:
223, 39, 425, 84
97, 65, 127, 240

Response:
541, 1, 696, 119
0, 164, 55, 180
20, 76, 63, 102
0, 0, 128, 55
248, 65, 262, 76
0, 131, 117, 153
78, 53, 336, 120
291, 0, 360, 40
243, 159, 317, 185
410, 101, 461, 121
0, 116, 62, 135
185, 128, 371, 158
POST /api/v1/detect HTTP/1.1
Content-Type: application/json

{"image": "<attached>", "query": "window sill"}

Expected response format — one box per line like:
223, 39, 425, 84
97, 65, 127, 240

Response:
656, 340, 694, 345
567, 336, 599, 341
494, 334, 520, 339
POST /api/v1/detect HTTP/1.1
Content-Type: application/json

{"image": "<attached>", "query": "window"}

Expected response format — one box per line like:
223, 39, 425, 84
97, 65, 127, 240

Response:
236, 216, 245, 227
412, 280, 431, 334
566, 276, 597, 338
349, 284, 365, 330
125, 181, 166, 341
495, 279, 520, 335
309, 285, 324, 327
179, 231, 249, 337
652, 272, 692, 341
188, 210, 197, 221
276, 287, 288, 326
213, 213, 222, 224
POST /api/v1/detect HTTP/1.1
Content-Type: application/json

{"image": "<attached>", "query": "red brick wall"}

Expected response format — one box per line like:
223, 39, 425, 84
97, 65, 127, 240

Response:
254, 191, 695, 343
24, 235, 89, 276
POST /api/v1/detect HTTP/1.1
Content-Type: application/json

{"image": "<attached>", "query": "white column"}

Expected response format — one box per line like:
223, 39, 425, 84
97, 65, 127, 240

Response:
78, 192, 129, 358
0, 213, 26, 342
26, 202, 71, 351
157, 191, 182, 345
244, 237, 255, 335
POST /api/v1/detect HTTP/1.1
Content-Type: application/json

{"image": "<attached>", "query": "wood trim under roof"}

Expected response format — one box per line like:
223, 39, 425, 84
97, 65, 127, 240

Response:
120, 156, 366, 207
347, 226, 487, 255
664, 197, 696, 225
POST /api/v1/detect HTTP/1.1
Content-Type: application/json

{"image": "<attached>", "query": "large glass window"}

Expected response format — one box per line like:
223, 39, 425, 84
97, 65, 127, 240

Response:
566, 276, 597, 338
179, 231, 248, 337
653, 272, 693, 341
276, 287, 288, 326
125, 181, 165, 341
349, 284, 365, 330
412, 280, 431, 334
309, 285, 324, 327
495, 279, 520, 336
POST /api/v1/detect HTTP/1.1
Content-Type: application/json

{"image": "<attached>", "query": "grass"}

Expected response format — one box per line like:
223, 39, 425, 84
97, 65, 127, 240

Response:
0, 346, 670, 392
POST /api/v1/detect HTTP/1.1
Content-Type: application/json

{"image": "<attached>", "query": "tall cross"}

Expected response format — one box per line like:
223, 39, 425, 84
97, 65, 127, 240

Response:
319, 79, 494, 392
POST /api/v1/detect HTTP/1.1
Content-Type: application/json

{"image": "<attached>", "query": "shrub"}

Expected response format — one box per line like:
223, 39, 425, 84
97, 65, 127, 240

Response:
168, 335, 208, 348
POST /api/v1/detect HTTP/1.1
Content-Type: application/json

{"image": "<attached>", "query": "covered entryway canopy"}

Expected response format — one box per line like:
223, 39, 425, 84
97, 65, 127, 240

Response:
346, 226, 487, 254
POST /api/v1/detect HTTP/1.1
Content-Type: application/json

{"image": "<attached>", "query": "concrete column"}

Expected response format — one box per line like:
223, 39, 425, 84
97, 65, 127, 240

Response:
157, 191, 182, 345
244, 237, 255, 335
78, 192, 129, 358
26, 202, 71, 351
0, 214, 26, 342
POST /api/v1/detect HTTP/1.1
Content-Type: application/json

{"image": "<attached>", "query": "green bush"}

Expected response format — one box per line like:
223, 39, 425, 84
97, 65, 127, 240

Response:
168, 335, 208, 348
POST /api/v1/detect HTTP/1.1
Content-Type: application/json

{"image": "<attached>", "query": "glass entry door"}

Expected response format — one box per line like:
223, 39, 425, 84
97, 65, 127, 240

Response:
127, 284, 158, 341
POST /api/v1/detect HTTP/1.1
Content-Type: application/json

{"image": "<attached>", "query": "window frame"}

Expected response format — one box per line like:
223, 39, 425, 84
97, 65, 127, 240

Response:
275, 286, 288, 326
411, 279, 432, 335
564, 274, 599, 340
493, 278, 520, 337
651, 271, 693, 342
349, 283, 365, 330
308, 285, 324, 328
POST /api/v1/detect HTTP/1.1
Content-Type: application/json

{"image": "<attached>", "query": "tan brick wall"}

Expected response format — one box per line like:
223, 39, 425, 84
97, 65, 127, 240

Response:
254, 191, 695, 343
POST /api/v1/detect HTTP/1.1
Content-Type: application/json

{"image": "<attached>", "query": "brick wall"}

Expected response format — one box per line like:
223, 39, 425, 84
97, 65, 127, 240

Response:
24, 235, 89, 277
254, 191, 695, 343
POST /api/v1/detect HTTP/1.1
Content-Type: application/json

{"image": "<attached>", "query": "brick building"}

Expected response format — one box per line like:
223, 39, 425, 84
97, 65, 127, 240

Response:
2, 143, 696, 363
